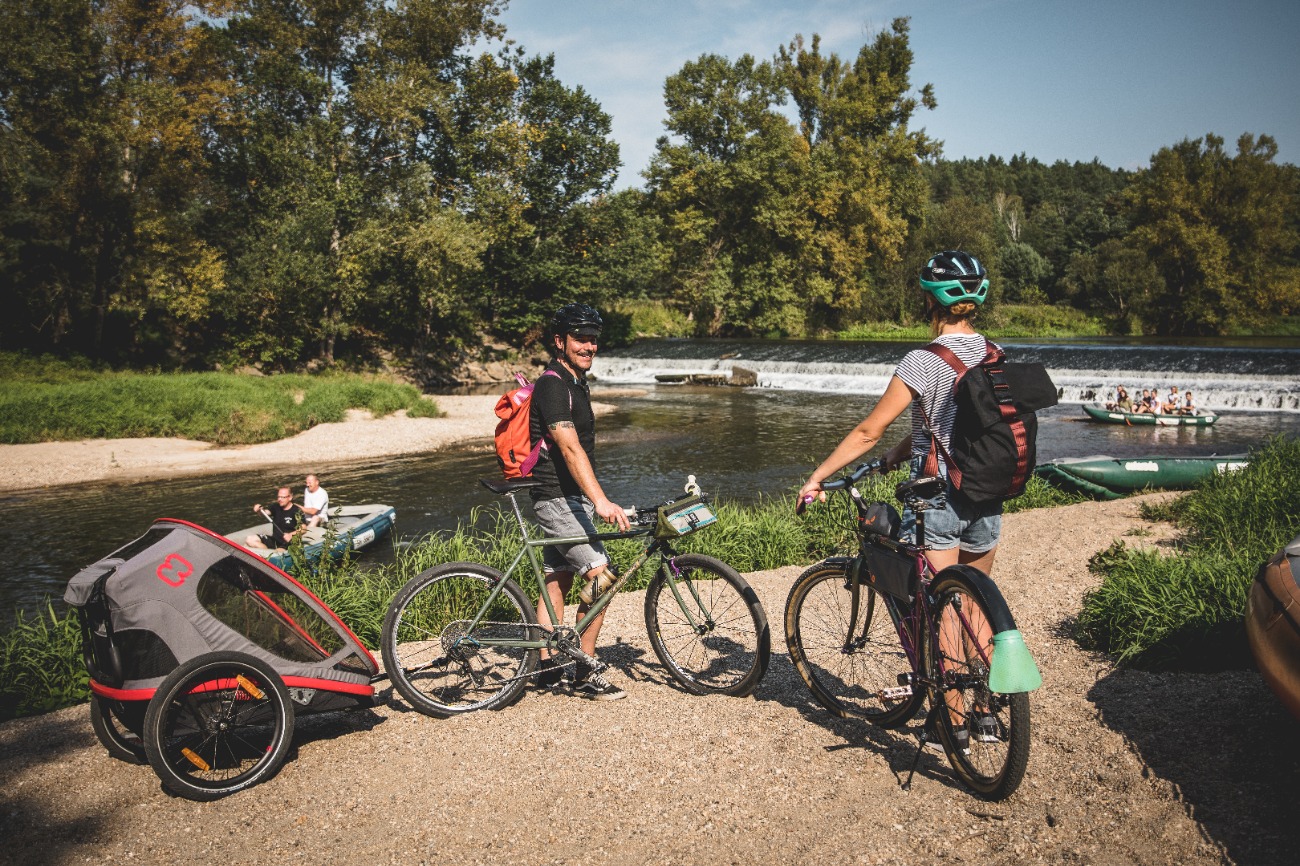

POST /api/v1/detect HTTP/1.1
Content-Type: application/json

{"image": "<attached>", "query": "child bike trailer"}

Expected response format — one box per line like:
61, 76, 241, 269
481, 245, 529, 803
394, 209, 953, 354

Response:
63, 518, 379, 800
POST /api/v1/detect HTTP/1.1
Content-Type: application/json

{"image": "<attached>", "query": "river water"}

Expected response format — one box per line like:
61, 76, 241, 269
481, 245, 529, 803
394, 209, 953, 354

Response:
3, 338, 1298, 623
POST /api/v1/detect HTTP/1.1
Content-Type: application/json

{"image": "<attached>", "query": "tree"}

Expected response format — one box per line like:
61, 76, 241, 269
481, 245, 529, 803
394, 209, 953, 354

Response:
647, 19, 936, 336
1122, 133, 1298, 335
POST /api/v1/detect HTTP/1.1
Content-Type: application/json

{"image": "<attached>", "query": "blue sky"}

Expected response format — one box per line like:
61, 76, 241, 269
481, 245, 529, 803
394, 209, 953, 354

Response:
489, 0, 1300, 188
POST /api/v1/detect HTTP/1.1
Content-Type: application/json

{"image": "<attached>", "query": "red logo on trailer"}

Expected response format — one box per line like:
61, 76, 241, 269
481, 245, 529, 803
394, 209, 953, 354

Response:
156, 554, 193, 587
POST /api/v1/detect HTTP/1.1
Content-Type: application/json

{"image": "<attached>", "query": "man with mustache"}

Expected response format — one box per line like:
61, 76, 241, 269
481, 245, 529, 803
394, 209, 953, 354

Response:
527, 303, 630, 700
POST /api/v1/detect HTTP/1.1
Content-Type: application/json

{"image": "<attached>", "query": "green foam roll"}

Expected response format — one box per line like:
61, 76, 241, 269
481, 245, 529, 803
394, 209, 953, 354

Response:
988, 629, 1042, 694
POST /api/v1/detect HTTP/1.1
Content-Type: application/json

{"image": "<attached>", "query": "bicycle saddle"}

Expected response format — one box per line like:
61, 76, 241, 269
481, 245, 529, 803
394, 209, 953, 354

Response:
479, 476, 544, 495
895, 476, 945, 503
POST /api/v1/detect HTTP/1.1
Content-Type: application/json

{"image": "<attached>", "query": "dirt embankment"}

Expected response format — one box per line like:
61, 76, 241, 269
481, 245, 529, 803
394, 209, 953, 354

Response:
2, 494, 1298, 865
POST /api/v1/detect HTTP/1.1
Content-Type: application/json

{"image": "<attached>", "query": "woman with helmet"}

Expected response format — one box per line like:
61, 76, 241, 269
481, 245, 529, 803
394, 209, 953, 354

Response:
798, 250, 1003, 574
797, 250, 1005, 751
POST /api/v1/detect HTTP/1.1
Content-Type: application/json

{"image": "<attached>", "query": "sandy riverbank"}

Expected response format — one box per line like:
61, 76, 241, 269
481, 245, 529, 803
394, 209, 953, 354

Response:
0, 395, 625, 493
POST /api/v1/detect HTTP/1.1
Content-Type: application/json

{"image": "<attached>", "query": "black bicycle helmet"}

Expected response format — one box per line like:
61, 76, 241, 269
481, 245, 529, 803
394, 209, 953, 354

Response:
549, 302, 604, 338
919, 250, 989, 306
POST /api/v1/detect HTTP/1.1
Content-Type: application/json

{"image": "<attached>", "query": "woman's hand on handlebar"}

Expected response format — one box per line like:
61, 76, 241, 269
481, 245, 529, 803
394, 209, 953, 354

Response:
796, 479, 826, 515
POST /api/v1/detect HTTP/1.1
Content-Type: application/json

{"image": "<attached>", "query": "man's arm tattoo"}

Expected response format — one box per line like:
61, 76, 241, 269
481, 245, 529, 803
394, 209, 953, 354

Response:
548, 421, 576, 431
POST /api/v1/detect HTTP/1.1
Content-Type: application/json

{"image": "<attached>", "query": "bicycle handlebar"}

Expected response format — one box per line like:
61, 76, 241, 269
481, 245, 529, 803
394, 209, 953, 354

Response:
796, 458, 887, 515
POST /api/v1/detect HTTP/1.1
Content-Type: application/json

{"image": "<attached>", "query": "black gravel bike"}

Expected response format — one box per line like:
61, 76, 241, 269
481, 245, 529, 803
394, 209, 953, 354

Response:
785, 460, 1039, 799
381, 476, 771, 716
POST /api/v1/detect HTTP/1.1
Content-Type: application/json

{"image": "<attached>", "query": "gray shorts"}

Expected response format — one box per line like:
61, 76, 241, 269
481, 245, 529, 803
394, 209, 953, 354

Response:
900, 459, 1002, 553
532, 495, 610, 577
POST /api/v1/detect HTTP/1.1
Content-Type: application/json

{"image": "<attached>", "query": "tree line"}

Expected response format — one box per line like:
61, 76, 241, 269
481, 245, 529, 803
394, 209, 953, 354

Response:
3, 6, 1297, 377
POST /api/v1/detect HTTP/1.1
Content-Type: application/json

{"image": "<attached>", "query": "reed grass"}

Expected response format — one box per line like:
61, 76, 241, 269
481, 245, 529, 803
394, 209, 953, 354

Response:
0, 353, 439, 445
1075, 435, 1300, 668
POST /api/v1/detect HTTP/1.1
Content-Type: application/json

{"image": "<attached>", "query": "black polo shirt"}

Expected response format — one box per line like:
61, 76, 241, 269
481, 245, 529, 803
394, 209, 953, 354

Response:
528, 358, 596, 501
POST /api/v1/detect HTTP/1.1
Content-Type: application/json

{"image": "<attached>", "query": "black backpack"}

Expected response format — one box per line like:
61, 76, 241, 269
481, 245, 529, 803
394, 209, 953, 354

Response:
920, 339, 1057, 504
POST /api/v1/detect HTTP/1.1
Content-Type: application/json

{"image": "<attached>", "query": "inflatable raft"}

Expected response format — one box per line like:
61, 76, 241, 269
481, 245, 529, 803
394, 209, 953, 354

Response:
1246, 536, 1300, 721
1033, 455, 1248, 500
1082, 404, 1219, 426
225, 503, 396, 571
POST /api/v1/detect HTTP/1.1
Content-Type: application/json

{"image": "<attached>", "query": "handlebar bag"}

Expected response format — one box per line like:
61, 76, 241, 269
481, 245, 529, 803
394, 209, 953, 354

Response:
655, 495, 717, 539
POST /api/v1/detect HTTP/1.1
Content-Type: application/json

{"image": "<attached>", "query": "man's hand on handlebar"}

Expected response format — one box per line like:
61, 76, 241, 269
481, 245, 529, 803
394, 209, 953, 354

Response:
595, 497, 631, 531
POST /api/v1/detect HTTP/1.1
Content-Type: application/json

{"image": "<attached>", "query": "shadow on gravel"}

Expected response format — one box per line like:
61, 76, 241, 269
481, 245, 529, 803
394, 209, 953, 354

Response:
0, 709, 116, 866
750, 651, 974, 797
1089, 667, 1300, 865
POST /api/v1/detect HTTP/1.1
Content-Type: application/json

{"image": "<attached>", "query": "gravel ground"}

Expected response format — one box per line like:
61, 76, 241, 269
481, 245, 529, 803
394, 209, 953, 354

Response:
3, 494, 1299, 866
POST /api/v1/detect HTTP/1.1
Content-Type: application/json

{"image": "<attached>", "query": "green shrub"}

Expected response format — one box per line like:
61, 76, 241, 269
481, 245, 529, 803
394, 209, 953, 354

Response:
1076, 436, 1300, 668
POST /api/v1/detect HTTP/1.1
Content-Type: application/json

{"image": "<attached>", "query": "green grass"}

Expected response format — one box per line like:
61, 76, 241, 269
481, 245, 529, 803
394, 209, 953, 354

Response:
834, 303, 1111, 341
1075, 435, 1300, 669
0, 352, 440, 445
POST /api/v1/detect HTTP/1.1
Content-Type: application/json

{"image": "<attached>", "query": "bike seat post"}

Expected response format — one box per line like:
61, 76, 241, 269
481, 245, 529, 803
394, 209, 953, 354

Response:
505, 491, 530, 539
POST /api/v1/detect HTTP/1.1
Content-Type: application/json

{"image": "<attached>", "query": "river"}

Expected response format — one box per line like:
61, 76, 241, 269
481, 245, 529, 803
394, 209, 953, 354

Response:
3, 337, 1298, 623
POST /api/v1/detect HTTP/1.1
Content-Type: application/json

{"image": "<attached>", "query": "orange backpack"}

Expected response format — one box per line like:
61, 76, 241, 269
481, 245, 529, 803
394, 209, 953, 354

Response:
494, 370, 561, 478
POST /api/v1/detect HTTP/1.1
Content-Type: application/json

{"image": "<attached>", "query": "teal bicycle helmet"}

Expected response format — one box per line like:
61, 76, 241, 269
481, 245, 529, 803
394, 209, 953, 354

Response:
919, 250, 989, 306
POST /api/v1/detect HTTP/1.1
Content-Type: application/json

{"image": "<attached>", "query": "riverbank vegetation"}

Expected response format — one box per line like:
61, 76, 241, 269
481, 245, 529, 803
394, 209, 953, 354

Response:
0, 474, 1082, 721
1076, 436, 1300, 668
0, 352, 439, 445
3, 9, 1296, 380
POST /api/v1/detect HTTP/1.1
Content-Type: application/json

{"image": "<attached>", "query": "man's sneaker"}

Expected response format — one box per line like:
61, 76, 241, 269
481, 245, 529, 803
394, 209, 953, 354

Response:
970, 713, 1000, 743
534, 658, 565, 690
568, 665, 626, 701
578, 571, 616, 605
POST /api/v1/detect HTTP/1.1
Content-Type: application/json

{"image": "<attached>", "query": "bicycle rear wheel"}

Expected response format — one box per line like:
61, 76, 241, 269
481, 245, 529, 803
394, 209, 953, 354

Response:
929, 570, 1031, 800
644, 554, 770, 696
381, 562, 539, 717
785, 561, 923, 726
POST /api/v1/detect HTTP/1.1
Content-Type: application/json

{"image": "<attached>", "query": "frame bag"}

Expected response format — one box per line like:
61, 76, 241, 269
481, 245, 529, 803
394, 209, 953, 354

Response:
922, 339, 1057, 504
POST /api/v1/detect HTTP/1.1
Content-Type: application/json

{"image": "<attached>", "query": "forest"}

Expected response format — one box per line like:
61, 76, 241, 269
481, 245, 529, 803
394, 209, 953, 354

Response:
2, 3, 1298, 378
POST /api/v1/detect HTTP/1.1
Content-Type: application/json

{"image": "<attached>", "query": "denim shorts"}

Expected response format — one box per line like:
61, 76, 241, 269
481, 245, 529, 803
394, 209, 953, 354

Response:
532, 495, 609, 577
899, 459, 1002, 553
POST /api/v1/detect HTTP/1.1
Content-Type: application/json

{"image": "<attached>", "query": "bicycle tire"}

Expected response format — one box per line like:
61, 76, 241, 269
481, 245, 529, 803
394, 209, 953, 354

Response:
89, 695, 146, 764
381, 562, 539, 717
928, 569, 1031, 800
142, 651, 294, 801
644, 553, 770, 696
785, 560, 923, 726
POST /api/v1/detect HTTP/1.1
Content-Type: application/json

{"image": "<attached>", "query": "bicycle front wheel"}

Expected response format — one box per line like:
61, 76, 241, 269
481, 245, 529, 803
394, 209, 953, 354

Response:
929, 570, 1031, 800
644, 554, 770, 696
381, 562, 539, 718
785, 561, 923, 727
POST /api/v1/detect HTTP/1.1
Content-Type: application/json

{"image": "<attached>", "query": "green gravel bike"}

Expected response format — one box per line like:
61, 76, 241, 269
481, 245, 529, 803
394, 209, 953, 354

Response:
381, 476, 771, 716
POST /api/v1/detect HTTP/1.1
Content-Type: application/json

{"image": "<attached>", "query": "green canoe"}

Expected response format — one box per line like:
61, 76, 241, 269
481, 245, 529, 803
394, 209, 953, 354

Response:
1082, 403, 1219, 426
1034, 455, 1249, 500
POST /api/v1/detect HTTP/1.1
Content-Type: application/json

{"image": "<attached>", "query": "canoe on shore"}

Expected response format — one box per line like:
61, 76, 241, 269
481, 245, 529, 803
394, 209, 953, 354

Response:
1082, 404, 1219, 426
224, 503, 396, 571
1033, 455, 1248, 499
1246, 535, 1300, 721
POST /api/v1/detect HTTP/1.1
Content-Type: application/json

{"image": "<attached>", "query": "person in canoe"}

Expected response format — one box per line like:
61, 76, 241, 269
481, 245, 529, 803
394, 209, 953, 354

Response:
246, 487, 306, 550
303, 473, 330, 528
1106, 386, 1133, 412
1180, 391, 1198, 415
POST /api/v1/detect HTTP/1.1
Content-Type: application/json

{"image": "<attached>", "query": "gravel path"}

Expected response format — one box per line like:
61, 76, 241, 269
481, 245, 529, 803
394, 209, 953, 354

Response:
3, 494, 1298, 865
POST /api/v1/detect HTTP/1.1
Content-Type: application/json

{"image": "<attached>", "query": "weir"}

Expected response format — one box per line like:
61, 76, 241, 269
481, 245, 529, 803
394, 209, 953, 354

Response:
593, 339, 1300, 412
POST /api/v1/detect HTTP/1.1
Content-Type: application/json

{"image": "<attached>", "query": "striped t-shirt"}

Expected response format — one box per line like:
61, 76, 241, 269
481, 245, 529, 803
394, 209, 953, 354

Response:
894, 333, 999, 477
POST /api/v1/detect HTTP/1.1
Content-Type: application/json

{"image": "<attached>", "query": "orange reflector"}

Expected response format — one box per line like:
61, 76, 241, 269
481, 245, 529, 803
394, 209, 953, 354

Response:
181, 747, 210, 772
236, 674, 265, 700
